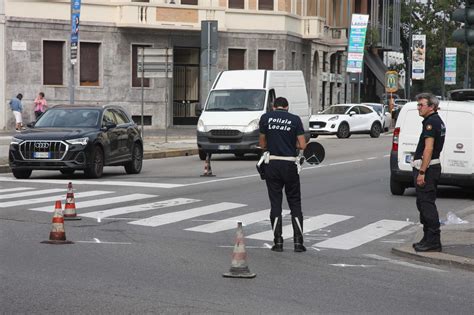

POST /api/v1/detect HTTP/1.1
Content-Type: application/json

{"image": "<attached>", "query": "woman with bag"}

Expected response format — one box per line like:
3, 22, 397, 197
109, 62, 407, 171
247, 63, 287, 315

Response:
34, 92, 48, 119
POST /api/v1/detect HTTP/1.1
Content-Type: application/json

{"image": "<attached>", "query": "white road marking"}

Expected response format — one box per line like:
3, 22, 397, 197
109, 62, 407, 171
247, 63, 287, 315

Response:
366, 157, 378, 160
365, 254, 446, 272
246, 214, 353, 241
76, 240, 132, 245
29, 193, 151, 212
128, 202, 246, 227
186, 210, 290, 233
0, 188, 64, 200
0, 187, 34, 193
314, 220, 412, 250
330, 264, 375, 268
4, 191, 113, 209
383, 154, 390, 157
80, 198, 199, 219
0, 177, 183, 189
328, 159, 363, 166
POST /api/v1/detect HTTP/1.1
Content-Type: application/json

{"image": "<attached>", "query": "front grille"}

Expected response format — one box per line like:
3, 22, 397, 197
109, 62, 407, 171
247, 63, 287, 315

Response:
19, 141, 68, 161
310, 121, 327, 128
209, 138, 241, 143
210, 129, 241, 137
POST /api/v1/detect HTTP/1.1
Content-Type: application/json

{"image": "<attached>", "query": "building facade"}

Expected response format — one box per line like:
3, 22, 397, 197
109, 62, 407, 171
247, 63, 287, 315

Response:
0, 0, 399, 130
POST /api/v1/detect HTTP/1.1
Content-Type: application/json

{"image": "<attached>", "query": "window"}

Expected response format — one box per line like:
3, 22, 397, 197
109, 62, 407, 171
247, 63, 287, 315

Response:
258, 50, 274, 70
112, 109, 129, 125
102, 110, 116, 126
181, 0, 198, 4
228, 49, 246, 70
80, 42, 100, 86
358, 106, 372, 114
229, 0, 244, 9
43, 41, 64, 85
132, 45, 151, 87
259, 0, 274, 11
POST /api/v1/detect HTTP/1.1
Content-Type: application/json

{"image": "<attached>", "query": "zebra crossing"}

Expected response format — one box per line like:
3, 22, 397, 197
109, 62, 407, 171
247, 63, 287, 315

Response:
0, 186, 412, 250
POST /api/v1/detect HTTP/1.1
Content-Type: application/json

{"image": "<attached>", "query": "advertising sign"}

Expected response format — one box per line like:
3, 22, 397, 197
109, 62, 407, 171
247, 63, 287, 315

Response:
411, 34, 426, 80
385, 71, 398, 93
346, 14, 370, 73
444, 47, 457, 85
70, 0, 81, 64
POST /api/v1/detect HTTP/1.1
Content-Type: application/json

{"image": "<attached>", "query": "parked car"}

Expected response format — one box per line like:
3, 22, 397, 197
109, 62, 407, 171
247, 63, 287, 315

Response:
390, 101, 474, 195
363, 103, 392, 132
309, 104, 383, 138
9, 105, 143, 179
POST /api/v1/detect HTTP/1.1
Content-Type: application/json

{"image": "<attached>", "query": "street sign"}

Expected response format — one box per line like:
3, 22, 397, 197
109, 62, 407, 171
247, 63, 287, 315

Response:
137, 48, 173, 78
70, 0, 81, 65
385, 71, 398, 93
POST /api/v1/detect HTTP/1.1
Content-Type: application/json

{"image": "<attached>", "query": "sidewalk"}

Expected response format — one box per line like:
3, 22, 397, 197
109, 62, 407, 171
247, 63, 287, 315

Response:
392, 207, 474, 272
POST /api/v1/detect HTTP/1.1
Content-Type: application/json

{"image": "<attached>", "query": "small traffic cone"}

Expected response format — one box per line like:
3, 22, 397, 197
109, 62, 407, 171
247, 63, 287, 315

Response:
223, 222, 256, 279
201, 153, 216, 177
41, 200, 73, 245
64, 182, 81, 220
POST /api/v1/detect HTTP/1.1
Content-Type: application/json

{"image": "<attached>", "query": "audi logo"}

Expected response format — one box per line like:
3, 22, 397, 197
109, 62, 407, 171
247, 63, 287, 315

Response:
34, 142, 50, 149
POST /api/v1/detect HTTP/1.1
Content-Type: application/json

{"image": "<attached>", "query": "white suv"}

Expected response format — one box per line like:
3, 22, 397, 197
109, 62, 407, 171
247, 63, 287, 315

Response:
390, 100, 474, 195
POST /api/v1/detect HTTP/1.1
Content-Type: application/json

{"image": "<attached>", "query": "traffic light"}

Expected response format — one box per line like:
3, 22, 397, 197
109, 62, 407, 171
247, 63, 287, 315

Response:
452, 0, 474, 45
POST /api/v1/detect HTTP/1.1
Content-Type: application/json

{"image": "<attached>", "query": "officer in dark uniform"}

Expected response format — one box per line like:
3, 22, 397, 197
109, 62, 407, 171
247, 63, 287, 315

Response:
412, 93, 445, 252
258, 97, 307, 252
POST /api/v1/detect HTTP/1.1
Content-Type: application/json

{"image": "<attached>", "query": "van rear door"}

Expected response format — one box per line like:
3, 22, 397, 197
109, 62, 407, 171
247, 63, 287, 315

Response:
441, 101, 473, 175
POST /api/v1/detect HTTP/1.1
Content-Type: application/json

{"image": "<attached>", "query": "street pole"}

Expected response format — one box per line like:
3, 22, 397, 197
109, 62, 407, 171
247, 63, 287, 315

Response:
165, 47, 169, 143
345, 0, 351, 103
140, 48, 144, 138
441, 11, 446, 99
406, 0, 413, 100
464, 45, 470, 89
69, 63, 74, 105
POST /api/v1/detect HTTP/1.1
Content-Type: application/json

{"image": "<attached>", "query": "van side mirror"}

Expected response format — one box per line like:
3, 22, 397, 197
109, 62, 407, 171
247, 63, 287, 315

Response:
27, 122, 35, 128
195, 104, 203, 116
349, 111, 356, 116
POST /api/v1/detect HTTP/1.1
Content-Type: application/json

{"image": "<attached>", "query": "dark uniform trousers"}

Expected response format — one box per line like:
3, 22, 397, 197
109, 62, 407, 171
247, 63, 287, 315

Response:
413, 165, 441, 244
265, 160, 302, 219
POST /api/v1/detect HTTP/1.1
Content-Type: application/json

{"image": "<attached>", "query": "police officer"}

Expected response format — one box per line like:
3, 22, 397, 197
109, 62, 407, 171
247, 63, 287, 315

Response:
258, 97, 307, 252
412, 93, 445, 252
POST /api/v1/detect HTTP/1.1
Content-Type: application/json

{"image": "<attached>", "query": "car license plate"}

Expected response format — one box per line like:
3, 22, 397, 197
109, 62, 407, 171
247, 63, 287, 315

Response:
405, 154, 413, 163
218, 145, 231, 150
34, 152, 50, 159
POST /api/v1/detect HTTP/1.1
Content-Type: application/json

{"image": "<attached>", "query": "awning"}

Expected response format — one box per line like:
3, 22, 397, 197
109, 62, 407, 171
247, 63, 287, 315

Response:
364, 51, 387, 85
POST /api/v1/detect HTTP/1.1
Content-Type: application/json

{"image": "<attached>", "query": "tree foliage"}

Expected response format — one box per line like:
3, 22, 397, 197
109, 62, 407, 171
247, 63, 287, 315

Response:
400, 0, 473, 98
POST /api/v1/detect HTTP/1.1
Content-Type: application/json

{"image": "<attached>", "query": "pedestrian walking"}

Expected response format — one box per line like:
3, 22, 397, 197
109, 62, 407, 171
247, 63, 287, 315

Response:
9, 93, 24, 132
258, 97, 307, 252
33, 92, 48, 119
411, 93, 445, 252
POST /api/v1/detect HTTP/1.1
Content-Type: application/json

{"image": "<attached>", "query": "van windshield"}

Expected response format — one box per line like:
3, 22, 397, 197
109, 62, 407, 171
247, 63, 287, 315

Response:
206, 90, 266, 111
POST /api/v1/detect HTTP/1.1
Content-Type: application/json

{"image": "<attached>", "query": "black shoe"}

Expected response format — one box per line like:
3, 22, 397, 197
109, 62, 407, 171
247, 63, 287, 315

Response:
412, 240, 425, 249
271, 243, 284, 252
294, 243, 306, 252
414, 242, 442, 252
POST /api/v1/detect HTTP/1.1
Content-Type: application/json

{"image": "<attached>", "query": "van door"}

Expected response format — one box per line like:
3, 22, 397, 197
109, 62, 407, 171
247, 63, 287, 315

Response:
441, 102, 473, 175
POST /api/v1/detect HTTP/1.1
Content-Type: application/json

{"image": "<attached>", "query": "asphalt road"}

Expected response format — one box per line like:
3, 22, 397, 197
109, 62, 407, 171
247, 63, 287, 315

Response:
1, 135, 473, 313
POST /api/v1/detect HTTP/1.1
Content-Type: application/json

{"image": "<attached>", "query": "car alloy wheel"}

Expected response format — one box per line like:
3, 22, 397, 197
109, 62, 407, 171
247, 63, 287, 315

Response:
124, 143, 143, 174
370, 122, 381, 138
337, 123, 350, 138
85, 146, 104, 178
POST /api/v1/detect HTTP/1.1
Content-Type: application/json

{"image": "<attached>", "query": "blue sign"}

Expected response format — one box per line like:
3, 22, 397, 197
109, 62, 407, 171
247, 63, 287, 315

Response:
70, 0, 81, 64
346, 14, 369, 73
444, 48, 456, 85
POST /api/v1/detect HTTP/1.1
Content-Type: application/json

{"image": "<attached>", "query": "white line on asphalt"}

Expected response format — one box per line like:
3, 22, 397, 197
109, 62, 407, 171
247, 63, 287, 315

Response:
383, 154, 390, 157
186, 210, 290, 233
0, 188, 65, 200
80, 198, 199, 219
3, 191, 113, 209
364, 254, 446, 272
0, 177, 183, 189
76, 240, 133, 245
0, 187, 34, 193
218, 245, 269, 249
367, 157, 378, 160
330, 264, 376, 268
247, 214, 353, 241
30, 193, 155, 212
314, 220, 412, 250
128, 202, 246, 227
328, 159, 363, 166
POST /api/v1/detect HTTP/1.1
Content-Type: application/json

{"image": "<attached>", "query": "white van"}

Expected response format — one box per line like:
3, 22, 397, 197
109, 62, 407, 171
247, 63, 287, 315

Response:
390, 100, 474, 195
197, 70, 310, 160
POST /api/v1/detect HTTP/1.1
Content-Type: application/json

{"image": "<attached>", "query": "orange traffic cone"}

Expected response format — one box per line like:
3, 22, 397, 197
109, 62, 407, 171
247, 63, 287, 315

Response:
64, 182, 81, 220
201, 153, 216, 177
41, 200, 73, 245
222, 222, 256, 279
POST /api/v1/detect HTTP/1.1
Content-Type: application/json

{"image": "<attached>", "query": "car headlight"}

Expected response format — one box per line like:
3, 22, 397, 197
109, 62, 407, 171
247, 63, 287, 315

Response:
328, 115, 339, 121
66, 137, 89, 145
244, 119, 260, 133
10, 137, 22, 145
197, 119, 206, 132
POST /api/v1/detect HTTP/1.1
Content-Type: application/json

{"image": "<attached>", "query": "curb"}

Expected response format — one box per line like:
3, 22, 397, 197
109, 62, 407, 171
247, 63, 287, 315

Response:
392, 245, 474, 272
0, 148, 199, 174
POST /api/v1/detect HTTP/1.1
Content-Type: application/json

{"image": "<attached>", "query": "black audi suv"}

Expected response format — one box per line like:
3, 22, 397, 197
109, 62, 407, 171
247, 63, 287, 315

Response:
9, 105, 143, 179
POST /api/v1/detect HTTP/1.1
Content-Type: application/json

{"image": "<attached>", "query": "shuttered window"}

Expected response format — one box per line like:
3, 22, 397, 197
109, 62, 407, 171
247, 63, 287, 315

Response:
229, 0, 244, 9
258, 50, 274, 70
228, 49, 245, 70
43, 41, 64, 85
259, 0, 274, 11
181, 0, 198, 4
80, 42, 100, 86
132, 45, 151, 87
